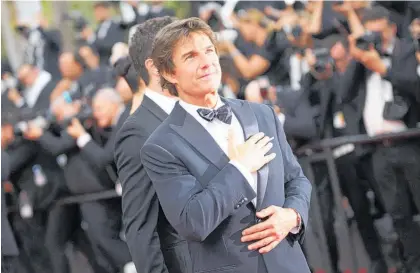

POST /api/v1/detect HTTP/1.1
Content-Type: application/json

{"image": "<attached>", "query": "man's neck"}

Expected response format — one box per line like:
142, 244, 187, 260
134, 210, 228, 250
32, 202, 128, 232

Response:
147, 81, 176, 99
179, 91, 219, 108
130, 93, 144, 114
255, 30, 267, 47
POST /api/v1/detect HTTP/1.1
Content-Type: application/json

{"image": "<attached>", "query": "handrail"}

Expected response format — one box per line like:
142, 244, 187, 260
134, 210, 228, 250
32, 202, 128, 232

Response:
7, 128, 420, 210
296, 128, 420, 156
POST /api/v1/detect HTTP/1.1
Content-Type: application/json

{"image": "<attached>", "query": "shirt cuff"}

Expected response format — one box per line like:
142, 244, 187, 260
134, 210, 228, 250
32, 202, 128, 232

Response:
15, 98, 25, 108
277, 113, 286, 125
289, 210, 302, 234
77, 133, 92, 148
229, 160, 254, 189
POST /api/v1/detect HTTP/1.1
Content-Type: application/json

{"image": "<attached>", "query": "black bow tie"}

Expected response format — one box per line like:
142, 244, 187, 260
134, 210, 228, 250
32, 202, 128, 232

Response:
197, 104, 232, 124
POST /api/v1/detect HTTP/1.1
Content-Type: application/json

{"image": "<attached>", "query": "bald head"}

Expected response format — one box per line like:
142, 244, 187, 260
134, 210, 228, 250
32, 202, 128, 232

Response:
93, 87, 123, 105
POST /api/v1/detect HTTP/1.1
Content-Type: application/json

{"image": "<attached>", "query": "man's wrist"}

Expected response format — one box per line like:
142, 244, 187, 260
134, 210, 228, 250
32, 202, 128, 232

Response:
76, 133, 91, 148
288, 208, 302, 234
376, 60, 387, 76
14, 98, 25, 108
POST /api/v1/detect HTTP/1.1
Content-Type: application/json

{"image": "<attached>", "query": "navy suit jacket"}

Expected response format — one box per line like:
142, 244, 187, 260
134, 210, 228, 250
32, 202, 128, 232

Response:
140, 98, 312, 273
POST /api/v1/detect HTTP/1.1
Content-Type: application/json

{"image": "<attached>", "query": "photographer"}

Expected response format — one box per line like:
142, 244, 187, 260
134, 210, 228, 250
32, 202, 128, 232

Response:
24, 96, 132, 273
2, 107, 69, 273
325, 35, 390, 273
81, 1, 126, 66
344, 6, 420, 271
16, 14, 62, 80
66, 87, 129, 172
7, 64, 56, 115
411, 18, 420, 101
53, 51, 116, 101
219, 8, 292, 87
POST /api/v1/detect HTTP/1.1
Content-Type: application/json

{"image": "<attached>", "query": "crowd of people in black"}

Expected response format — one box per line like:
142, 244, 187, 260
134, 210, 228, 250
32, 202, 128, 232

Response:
1, 1, 420, 273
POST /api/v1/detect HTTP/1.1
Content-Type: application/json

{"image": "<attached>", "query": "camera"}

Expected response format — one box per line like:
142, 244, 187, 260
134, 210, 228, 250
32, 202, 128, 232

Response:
62, 11, 88, 33
61, 104, 93, 129
414, 37, 420, 52
13, 109, 56, 137
312, 48, 334, 74
355, 31, 382, 51
283, 25, 303, 39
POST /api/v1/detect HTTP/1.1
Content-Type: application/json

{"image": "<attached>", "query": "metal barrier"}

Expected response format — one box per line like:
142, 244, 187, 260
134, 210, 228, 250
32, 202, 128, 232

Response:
297, 128, 420, 273
6, 128, 420, 273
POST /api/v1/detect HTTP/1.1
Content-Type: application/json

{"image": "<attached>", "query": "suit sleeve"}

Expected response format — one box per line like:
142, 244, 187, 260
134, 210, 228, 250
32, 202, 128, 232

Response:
39, 28, 62, 50
140, 141, 257, 242
8, 141, 37, 175
80, 135, 115, 170
1, 151, 11, 182
38, 131, 76, 156
270, 106, 312, 244
114, 123, 169, 273
384, 44, 420, 99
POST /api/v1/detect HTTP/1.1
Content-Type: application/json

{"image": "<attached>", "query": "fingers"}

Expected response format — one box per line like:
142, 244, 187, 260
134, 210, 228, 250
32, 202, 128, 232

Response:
261, 142, 273, 154
247, 132, 265, 144
248, 236, 277, 251
242, 221, 271, 236
263, 153, 276, 165
242, 229, 274, 243
256, 136, 274, 149
259, 239, 281, 254
256, 205, 277, 219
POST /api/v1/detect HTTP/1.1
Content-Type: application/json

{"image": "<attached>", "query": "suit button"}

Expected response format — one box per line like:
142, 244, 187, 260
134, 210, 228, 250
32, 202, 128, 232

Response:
235, 204, 240, 209
244, 197, 248, 202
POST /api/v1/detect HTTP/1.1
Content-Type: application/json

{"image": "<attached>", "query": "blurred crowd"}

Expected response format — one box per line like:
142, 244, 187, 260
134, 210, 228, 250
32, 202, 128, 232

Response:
1, 1, 420, 273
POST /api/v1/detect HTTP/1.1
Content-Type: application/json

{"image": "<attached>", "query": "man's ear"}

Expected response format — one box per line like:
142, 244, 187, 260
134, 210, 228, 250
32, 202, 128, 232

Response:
145, 58, 177, 85
145, 59, 159, 78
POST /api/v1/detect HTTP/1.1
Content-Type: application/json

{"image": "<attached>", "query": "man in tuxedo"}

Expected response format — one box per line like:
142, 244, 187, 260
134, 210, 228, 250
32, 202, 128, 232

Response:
140, 18, 312, 273
81, 1, 125, 66
7, 64, 56, 116
114, 17, 191, 273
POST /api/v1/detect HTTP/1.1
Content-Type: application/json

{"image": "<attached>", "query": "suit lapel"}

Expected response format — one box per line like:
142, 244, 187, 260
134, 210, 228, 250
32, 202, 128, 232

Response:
169, 102, 229, 170
142, 95, 168, 122
226, 99, 269, 210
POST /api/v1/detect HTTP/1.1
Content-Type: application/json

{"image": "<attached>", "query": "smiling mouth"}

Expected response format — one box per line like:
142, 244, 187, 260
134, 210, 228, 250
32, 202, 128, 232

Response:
199, 72, 214, 79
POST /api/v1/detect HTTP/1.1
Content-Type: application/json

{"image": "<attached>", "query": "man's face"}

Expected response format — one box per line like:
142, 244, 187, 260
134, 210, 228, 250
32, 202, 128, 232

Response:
410, 19, 420, 39
115, 77, 133, 103
330, 42, 348, 72
239, 21, 258, 42
364, 18, 395, 47
18, 65, 35, 87
92, 98, 117, 128
59, 53, 82, 79
94, 6, 110, 22
164, 32, 221, 99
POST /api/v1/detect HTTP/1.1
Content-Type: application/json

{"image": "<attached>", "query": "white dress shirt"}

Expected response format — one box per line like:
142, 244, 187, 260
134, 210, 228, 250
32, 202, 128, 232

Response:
78, 89, 177, 148
179, 97, 301, 233
145, 88, 177, 114
16, 71, 51, 108
179, 98, 258, 206
363, 57, 407, 136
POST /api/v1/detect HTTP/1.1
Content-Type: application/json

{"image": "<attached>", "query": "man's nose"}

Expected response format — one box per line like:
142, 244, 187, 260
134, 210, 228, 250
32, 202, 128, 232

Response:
199, 53, 212, 70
